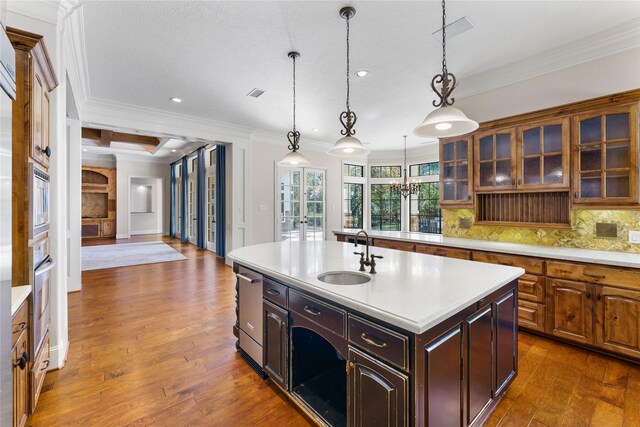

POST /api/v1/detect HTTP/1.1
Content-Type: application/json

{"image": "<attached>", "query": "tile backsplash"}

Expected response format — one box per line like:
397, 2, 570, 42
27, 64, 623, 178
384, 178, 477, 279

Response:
442, 209, 640, 253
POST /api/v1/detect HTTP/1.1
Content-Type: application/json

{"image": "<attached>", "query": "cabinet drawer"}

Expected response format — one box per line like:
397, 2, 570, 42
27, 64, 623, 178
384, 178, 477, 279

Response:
415, 244, 471, 260
518, 301, 545, 332
348, 315, 409, 372
289, 290, 346, 337
11, 300, 29, 347
374, 239, 415, 252
472, 251, 545, 275
31, 329, 50, 412
547, 261, 640, 291
263, 278, 288, 308
518, 274, 545, 303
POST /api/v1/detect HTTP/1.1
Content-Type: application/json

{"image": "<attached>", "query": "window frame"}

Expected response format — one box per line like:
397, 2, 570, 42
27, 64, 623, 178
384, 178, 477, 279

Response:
341, 160, 367, 230
408, 159, 441, 234
368, 161, 404, 231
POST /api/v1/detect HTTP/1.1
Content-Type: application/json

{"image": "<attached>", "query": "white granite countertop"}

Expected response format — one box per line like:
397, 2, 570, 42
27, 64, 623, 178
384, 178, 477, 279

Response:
11, 285, 31, 316
334, 229, 640, 269
229, 241, 523, 334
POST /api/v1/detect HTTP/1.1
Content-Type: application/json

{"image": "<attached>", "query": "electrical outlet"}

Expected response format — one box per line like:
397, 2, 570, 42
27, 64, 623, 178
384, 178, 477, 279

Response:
630, 230, 640, 244
259, 205, 268, 212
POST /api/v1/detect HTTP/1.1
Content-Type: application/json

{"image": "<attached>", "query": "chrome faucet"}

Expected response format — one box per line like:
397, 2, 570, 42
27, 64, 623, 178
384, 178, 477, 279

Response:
353, 230, 383, 274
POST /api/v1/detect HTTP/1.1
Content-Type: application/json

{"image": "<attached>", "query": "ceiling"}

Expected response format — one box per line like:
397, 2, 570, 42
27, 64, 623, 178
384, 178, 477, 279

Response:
81, 1, 640, 151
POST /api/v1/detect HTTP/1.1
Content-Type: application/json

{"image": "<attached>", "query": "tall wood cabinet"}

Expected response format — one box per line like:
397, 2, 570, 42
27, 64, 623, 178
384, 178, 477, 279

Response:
9, 27, 58, 286
81, 167, 117, 238
440, 136, 474, 206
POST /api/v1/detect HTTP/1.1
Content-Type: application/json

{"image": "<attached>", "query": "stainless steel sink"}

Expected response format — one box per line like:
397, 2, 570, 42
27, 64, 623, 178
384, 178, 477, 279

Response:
317, 271, 371, 285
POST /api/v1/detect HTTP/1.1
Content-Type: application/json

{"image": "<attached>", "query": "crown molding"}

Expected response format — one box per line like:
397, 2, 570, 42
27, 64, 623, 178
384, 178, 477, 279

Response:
62, 2, 90, 109
457, 17, 640, 99
6, 0, 61, 26
81, 97, 255, 144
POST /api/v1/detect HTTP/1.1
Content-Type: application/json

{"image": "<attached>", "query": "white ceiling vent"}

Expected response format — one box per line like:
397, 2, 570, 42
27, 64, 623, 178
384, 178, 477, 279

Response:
432, 16, 475, 41
247, 88, 265, 98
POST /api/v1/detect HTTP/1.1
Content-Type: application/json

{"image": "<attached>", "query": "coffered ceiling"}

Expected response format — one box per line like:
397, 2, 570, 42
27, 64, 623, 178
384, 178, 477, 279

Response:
80, 1, 640, 151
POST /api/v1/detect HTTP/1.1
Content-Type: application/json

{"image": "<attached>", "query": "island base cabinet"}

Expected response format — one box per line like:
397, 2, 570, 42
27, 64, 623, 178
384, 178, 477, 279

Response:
347, 347, 408, 427
263, 300, 288, 390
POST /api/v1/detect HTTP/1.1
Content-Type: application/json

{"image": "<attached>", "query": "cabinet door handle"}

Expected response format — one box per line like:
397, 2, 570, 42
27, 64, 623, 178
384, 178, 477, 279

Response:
40, 359, 50, 371
44, 146, 52, 157
303, 306, 321, 316
586, 291, 591, 300
597, 294, 602, 301
13, 352, 28, 370
574, 191, 579, 198
360, 333, 387, 348
517, 179, 522, 185
12, 322, 27, 334
584, 271, 605, 280
266, 288, 280, 296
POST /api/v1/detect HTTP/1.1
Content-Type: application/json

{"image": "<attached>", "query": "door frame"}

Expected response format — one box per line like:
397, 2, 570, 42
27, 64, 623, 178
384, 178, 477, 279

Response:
127, 175, 165, 237
274, 163, 327, 242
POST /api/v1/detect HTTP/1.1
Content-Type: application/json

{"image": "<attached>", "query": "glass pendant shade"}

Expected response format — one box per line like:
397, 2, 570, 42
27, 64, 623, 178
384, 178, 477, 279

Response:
414, 106, 479, 138
278, 149, 310, 166
328, 136, 369, 157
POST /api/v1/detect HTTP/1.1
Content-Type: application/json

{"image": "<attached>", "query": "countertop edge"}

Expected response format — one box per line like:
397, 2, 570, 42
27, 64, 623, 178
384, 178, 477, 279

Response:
11, 285, 31, 316
229, 252, 523, 334
333, 230, 640, 269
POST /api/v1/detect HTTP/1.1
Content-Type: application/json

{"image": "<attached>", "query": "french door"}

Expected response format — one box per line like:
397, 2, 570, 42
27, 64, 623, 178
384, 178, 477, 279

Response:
277, 167, 326, 242
188, 177, 196, 243
207, 174, 216, 250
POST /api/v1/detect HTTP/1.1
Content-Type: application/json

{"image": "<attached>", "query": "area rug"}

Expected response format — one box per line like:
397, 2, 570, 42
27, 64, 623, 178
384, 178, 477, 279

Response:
82, 241, 187, 271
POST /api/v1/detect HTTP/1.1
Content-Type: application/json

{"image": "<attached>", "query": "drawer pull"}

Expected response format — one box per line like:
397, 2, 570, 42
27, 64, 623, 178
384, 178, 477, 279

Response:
12, 322, 27, 334
584, 271, 605, 280
40, 359, 50, 371
360, 333, 387, 348
266, 289, 280, 296
303, 306, 321, 316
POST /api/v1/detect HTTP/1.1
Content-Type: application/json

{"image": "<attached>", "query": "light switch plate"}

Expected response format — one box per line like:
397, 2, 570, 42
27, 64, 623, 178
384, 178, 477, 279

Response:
259, 205, 268, 212
630, 230, 640, 244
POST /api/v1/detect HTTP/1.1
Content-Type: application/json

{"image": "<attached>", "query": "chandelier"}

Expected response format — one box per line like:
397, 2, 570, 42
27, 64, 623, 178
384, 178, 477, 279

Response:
279, 51, 310, 166
414, 0, 478, 138
391, 136, 419, 199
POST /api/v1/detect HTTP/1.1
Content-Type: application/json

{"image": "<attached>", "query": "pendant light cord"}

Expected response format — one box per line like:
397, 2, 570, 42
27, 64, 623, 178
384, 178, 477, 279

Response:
346, 14, 351, 112
292, 53, 296, 132
403, 136, 408, 184
441, 0, 447, 76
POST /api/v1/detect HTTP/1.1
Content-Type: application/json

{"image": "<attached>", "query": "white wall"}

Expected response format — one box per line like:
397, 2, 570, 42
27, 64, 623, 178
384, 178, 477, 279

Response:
129, 177, 163, 235
114, 156, 170, 238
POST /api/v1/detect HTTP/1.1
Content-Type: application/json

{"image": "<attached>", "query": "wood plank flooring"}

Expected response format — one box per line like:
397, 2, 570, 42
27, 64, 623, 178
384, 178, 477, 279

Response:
28, 236, 640, 426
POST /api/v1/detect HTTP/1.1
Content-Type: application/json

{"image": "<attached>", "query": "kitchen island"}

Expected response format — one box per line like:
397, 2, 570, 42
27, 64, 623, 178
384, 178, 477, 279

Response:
229, 241, 524, 427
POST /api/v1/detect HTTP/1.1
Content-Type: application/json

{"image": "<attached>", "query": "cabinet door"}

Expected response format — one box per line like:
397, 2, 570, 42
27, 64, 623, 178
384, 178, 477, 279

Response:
594, 285, 640, 359
466, 306, 493, 425
517, 117, 570, 189
572, 104, 638, 204
13, 331, 29, 427
263, 300, 288, 390
495, 290, 517, 395
348, 346, 408, 427
102, 220, 116, 237
424, 324, 463, 427
474, 128, 517, 191
41, 91, 51, 167
548, 278, 594, 345
31, 64, 45, 165
440, 136, 473, 206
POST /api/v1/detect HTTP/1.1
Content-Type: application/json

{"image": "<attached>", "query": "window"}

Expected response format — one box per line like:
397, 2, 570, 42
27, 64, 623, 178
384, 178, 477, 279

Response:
371, 166, 401, 178
175, 170, 181, 234
370, 184, 401, 231
410, 162, 439, 177
207, 176, 216, 244
343, 183, 363, 228
209, 149, 216, 167
410, 182, 442, 234
191, 157, 197, 173
343, 164, 364, 178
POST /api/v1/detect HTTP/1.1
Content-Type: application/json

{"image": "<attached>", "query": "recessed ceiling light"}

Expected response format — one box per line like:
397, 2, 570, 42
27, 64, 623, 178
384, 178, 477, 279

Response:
313, 128, 319, 132
170, 97, 182, 103
171, 149, 177, 152
355, 70, 369, 78
82, 148, 87, 152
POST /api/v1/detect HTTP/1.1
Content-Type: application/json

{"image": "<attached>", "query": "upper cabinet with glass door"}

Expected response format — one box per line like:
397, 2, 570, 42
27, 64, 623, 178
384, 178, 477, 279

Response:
474, 128, 517, 191
440, 136, 473, 206
516, 117, 570, 190
572, 104, 638, 205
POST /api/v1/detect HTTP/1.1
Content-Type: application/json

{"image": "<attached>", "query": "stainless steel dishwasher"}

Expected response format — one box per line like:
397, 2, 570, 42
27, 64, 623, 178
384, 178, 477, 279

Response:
237, 267, 264, 371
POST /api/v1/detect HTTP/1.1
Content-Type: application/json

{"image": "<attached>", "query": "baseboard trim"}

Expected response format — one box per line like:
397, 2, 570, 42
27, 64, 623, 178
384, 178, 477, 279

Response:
116, 234, 130, 239
130, 230, 163, 236
49, 339, 69, 371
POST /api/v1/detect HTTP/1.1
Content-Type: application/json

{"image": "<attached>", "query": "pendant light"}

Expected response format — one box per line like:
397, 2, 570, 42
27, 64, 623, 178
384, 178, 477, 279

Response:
414, 0, 478, 138
279, 51, 310, 167
328, 7, 369, 157
391, 136, 419, 199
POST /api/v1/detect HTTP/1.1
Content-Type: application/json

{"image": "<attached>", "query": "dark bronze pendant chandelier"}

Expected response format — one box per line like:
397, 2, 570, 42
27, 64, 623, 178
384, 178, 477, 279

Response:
279, 51, 310, 166
391, 135, 419, 199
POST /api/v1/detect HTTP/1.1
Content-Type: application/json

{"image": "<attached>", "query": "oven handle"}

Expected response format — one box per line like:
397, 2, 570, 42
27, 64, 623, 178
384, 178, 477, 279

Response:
35, 258, 56, 277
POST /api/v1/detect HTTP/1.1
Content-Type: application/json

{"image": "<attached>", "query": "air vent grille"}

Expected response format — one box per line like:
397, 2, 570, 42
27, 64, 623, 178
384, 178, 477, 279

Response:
247, 88, 265, 98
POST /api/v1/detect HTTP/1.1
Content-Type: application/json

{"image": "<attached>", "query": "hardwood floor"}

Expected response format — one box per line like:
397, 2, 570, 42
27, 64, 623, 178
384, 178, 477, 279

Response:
28, 236, 640, 426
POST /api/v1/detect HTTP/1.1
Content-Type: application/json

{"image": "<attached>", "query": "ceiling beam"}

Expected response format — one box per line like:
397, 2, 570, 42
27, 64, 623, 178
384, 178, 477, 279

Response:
112, 132, 160, 147
82, 127, 161, 151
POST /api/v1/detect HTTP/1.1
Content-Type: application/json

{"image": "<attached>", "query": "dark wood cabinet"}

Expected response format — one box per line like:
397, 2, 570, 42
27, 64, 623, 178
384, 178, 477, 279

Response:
347, 347, 408, 427
440, 136, 474, 206
547, 278, 594, 345
495, 291, 517, 395
593, 286, 640, 360
263, 300, 288, 390
466, 306, 493, 425
12, 300, 29, 427
572, 103, 638, 205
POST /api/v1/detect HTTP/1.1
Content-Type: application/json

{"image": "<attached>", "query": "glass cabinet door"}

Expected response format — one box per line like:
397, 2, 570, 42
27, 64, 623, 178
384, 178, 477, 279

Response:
440, 136, 473, 205
573, 104, 638, 204
474, 128, 517, 191
517, 117, 570, 190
